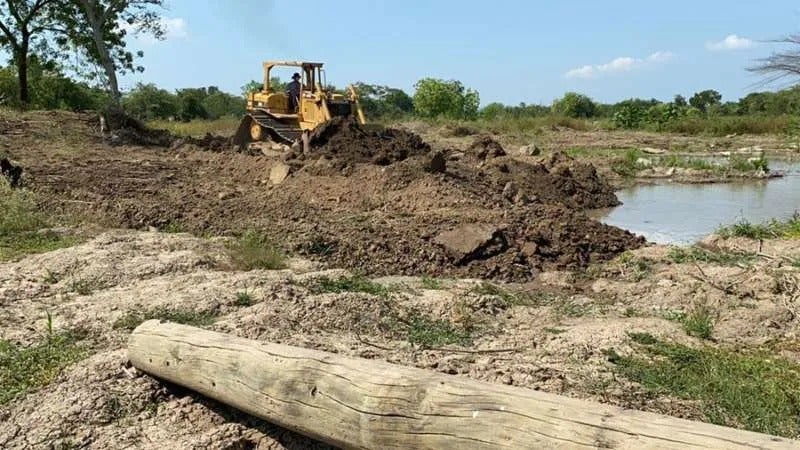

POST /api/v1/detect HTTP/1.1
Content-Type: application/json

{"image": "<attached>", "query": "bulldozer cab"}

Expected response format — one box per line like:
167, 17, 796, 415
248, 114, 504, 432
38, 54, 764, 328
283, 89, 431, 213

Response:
250, 61, 327, 116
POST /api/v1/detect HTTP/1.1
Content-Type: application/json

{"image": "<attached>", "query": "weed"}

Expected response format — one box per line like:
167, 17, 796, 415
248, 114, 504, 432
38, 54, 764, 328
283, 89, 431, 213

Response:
543, 327, 567, 335
664, 306, 715, 340
405, 313, 471, 348
161, 220, 185, 234
227, 231, 287, 271
43, 269, 59, 284
420, 276, 445, 290
667, 246, 758, 266
234, 290, 256, 307
623, 307, 640, 317
112, 307, 219, 331
68, 277, 106, 296
554, 299, 592, 318
729, 156, 769, 172
610, 338, 800, 437
147, 117, 241, 137
469, 282, 553, 307
717, 214, 800, 240
611, 149, 645, 177
0, 328, 85, 405
628, 331, 658, 345
305, 274, 389, 297
614, 252, 653, 281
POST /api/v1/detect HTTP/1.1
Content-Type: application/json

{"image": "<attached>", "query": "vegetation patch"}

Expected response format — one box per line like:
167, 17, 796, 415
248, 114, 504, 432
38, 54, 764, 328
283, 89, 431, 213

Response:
227, 231, 288, 271
608, 338, 800, 437
112, 307, 219, 331
420, 276, 445, 290
664, 306, 715, 340
0, 330, 85, 405
667, 246, 758, 266
717, 214, 800, 240
234, 290, 256, 307
304, 274, 390, 297
404, 312, 472, 348
0, 183, 78, 260
469, 282, 555, 307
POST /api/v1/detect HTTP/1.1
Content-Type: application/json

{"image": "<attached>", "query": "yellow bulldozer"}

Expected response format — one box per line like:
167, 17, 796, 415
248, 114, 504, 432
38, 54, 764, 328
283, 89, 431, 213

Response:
233, 61, 365, 150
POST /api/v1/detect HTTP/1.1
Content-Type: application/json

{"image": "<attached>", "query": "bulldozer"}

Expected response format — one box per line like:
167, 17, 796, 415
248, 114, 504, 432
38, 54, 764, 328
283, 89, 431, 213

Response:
233, 61, 365, 151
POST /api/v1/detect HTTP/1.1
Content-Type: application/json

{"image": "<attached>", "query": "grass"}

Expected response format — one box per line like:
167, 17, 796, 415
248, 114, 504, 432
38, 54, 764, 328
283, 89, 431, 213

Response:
664, 306, 715, 340
405, 313, 472, 348
667, 246, 758, 266
0, 326, 85, 405
420, 276, 445, 290
469, 282, 554, 307
234, 290, 256, 307
304, 274, 389, 297
614, 252, 653, 281
717, 214, 800, 240
0, 182, 78, 260
612, 149, 772, 178
112, 306, 219, 331
608, 337, 800, 437
147, 116, 241, 137
68, 277, 107, 296
227, 231, 288, 271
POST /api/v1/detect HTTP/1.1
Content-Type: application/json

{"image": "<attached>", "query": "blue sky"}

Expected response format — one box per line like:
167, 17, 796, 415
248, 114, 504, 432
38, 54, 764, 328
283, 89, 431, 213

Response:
120, 0, 800, 105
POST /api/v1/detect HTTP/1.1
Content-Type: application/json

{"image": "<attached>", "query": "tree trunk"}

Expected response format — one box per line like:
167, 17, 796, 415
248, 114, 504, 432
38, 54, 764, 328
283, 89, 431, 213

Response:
16, 37, 29, 106
128, 320, 799, 450
78, 0, 121, 106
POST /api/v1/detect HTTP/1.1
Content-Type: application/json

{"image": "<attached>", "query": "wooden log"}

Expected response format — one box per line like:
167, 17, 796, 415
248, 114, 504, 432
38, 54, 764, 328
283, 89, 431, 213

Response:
128, 320, 797, 450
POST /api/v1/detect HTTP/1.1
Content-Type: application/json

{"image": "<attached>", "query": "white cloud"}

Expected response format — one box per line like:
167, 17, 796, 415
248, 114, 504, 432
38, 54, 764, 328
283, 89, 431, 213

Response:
564, 51, 674, 79
120, 17, 188, 44
706, 34, 755, 51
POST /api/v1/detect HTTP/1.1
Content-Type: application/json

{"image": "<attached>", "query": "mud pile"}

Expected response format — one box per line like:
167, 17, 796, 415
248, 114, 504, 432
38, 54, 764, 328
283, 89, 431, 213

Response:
172, 133, 234, 152
289, 117, 430, 169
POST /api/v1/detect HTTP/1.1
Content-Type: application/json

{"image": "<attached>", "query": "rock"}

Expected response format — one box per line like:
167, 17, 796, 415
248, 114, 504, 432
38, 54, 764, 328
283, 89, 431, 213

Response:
447, 151, 465, 161
426, 151, 447, 173
635, 157, 652, 168
725, 133, 738, 138
502, 181, 518, 200
518, 144, 541, 156
217, 191, 234, 200
468, 136, 506, 160
434, 224, 508, 264
1, 157, 22, 187
640, 147, 666, 155
521, 242, 539, 257
269, 162, 291, 185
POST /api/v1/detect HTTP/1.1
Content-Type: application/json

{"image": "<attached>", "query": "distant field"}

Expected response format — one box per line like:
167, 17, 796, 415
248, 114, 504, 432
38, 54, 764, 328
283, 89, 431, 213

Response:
147, 117, 241, 137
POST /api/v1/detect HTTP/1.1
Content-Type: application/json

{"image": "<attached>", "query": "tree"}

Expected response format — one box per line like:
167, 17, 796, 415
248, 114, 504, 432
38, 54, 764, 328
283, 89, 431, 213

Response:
175, 87, 207, 120
121, 82, 177, 121
748, 34, 800, 85
412, 78, 479, 120
552, 92, 596, 118
0, 0, 60, 105
353, 83, 414, 119
673, 94, 687, 107
60, 0, 164, 106
689, 90, 722, 113
202, 88, 244, 119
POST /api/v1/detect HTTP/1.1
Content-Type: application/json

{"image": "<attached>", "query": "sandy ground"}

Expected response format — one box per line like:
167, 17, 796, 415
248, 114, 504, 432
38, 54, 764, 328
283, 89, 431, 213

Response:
1, 229, 799, 448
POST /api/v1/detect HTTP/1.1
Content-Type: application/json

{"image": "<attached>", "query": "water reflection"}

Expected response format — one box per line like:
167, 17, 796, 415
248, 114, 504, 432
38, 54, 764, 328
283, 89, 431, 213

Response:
597, 160, 800, 244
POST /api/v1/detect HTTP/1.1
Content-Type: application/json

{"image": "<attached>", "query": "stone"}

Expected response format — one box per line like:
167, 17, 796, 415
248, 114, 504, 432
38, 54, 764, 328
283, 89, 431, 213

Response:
269, 163, 291, 185
434, 224, 507, 263
502, 181, 518, 200
635, 157, 652, 167
640, 147, 666, 155
518, 144, 541, 156
426, 151, 447, 173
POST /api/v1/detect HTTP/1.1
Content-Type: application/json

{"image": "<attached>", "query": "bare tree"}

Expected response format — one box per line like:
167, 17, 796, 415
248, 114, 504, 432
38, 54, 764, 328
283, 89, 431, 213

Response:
748, 35, 800, 85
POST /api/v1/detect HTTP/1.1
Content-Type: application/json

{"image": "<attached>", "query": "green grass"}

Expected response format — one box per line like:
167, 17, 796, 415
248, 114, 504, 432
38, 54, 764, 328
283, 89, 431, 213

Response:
305, 274, 389, 297
405, 313, 472, 348
0, 183, 78, 260
608, 338, 800, 437
147, 117, 241, 137
667, 246, 758, 266
628, 331, 659, 345
68, 277, 107, 296
664, 306, 715, 340
612, 149, 772, 178
227, 231, 288, 271
0, 329, 85, 405
717, 214, 800, 240
469, 282, 554, 307
112, 306, 219, 331
420, 276, 445, 290
661, 115, 792, 136
614, 252, 653, 281
234, 291, 256, 307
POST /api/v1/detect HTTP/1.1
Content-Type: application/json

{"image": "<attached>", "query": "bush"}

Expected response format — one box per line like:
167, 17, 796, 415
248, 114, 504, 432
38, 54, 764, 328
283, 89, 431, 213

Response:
227, 231, 288, 270
552, 92, 596, 118
413, 78, 480, 120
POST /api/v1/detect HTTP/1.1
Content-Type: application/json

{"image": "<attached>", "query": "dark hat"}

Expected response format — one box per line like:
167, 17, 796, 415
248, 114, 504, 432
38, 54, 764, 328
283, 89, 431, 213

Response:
292, 72, 301, 80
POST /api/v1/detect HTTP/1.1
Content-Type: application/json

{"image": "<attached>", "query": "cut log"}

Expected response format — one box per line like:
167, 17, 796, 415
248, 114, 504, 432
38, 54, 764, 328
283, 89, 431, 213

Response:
128, 320, 797, 450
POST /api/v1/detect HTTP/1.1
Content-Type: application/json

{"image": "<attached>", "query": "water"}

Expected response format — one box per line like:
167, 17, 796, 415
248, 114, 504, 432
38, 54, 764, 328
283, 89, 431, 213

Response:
596, 159, 800, 244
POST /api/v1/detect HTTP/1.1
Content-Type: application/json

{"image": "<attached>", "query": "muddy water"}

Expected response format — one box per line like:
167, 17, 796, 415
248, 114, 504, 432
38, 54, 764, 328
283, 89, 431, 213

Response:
596, 160, 800, 244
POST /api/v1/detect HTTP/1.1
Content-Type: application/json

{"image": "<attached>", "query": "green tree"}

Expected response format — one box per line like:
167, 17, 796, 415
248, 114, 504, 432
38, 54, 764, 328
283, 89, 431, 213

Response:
202, 88, 244, 118
412, 78, 480, 120
121, 82, 177, 120
689, 89, 722, 113
673, 94, 687, 107
59, 0, 165, 106
0, 0, 61, 105
353, 83, 413, 119
552, 92, 596, 118
479, 102, 505, 120
175, 87, 207, 120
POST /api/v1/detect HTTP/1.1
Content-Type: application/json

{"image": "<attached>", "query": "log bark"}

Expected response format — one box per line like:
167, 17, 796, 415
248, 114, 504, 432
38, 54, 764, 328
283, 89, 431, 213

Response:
128, 320, 798, 450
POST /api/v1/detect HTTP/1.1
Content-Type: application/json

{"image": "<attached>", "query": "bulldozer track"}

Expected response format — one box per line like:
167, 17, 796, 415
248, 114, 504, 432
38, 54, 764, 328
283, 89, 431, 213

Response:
250, 111, 303, 144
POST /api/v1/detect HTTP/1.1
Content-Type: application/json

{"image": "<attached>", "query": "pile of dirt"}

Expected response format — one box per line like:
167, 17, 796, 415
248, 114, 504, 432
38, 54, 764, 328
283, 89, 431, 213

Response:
467, 135, 506, 160
289, 117, 431, 169
172, 134, 234, 152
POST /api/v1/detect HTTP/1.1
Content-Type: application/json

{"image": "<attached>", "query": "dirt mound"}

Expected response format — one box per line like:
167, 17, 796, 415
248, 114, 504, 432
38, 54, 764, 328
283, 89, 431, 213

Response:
290, 117, 430, 169
467, 135, 506, 160
172, 133, 234, 152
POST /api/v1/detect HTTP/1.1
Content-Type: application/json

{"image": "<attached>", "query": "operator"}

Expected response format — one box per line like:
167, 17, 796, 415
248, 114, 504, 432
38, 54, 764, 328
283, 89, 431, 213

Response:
287, 72, 301, 112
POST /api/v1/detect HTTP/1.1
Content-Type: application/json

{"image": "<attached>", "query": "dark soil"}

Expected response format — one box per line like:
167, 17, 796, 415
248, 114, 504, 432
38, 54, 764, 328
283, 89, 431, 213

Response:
1, 157, 22, 187
14, 110, 644, 282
